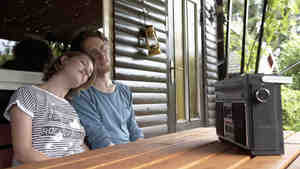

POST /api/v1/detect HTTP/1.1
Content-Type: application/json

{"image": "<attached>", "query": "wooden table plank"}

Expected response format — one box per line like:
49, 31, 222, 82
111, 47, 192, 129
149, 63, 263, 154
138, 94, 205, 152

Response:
186, 149, 251, 169
10, 128, 300, 169
50, 129, 217, 169
237, 132, 300, 169
286, 156, 300, 169
13, 128, 216, 169
64, 136, 219, 169
138, 142, 231, 169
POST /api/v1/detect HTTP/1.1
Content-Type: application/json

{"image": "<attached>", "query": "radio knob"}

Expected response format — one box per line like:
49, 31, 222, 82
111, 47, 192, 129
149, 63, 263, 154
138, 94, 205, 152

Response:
255, 87, 271, 103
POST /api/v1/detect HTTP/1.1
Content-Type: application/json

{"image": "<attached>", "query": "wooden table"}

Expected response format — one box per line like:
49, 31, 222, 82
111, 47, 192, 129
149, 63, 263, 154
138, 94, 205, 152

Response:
11, 127, 300, 169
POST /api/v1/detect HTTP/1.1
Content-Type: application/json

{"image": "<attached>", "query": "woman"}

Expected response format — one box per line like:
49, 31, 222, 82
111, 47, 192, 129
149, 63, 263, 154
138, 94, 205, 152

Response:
4, 51, 96, 166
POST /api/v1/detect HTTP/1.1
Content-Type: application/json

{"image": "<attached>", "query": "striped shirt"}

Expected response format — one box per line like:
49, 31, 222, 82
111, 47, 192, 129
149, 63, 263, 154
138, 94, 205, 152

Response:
4, 85, 86, 160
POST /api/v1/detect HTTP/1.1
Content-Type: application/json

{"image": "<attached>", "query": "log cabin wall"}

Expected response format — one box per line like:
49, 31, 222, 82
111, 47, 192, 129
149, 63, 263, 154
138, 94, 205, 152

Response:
113, 0, 169, 129
203, 0, 218, 125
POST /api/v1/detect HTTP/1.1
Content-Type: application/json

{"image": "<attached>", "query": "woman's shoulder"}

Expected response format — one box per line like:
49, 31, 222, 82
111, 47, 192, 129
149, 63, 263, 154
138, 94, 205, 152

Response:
14, 85, 37, 96
13, 85, 56, 104
4, 85, 38, 120
12, 85, 43, 106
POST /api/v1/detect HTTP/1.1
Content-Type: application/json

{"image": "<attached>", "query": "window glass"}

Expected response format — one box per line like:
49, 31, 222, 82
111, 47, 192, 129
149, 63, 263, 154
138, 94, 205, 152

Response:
0, 39, 16, 70
227, 0, 244, 74
224, 0, 265, 74
245, 0, 264, 73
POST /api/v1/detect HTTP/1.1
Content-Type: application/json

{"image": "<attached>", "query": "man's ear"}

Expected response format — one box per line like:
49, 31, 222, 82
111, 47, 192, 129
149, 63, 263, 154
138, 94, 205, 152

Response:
60, 55, 69, 65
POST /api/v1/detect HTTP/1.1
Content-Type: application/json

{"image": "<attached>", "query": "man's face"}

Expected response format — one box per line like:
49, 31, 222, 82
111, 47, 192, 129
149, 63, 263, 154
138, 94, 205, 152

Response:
82, 37, 111, 75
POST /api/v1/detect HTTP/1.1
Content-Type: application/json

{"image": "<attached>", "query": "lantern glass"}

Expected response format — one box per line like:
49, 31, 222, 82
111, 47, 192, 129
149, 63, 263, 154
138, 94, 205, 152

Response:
145, 25, 161, 56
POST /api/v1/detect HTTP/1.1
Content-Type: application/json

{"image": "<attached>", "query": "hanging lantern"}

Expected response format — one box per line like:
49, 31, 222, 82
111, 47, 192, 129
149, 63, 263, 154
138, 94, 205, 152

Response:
145, 25, 161, 56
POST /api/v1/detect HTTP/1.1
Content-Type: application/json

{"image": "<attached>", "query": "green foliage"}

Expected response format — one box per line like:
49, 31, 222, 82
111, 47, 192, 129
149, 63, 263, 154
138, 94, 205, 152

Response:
264, 0, 300, 131
264, 0, 298, 46
0, 53, 14, 66
256, 0, 300, 131
0, 40, 15, 66
245, 32, 260, 73
50, 42, 70, 58
224, 0, 300, 131
279, 35, 300, 90
281, 86, 300, 132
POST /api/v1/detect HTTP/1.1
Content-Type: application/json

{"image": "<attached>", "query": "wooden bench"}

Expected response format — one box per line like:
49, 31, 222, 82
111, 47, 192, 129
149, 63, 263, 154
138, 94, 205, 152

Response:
0, 124, 13, 169
6, 127, 299, 169
0, 89, 15, 169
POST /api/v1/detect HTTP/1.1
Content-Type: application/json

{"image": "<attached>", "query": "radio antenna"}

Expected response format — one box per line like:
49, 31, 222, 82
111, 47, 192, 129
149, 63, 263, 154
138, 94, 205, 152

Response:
255, 0, 268, 74
240, 0, 249, 74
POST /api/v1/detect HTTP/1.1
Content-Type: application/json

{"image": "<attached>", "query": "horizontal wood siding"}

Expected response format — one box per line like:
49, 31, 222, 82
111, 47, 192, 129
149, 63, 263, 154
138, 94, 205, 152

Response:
114, 0, 168, 128
204, 0, 218, 125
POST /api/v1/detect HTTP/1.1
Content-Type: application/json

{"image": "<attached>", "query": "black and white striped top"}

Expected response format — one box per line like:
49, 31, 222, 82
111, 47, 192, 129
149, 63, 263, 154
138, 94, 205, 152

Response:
4, 85, 86, 158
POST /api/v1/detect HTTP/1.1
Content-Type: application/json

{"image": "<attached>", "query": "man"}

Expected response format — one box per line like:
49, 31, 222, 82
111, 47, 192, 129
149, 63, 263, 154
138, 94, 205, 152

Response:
70, 30, 144, 149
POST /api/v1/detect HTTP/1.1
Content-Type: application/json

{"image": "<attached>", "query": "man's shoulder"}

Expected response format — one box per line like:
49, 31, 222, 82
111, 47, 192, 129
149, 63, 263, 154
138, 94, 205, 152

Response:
114, 82, 132, 102
115, 81, 130, 91
115, 82, 131, 94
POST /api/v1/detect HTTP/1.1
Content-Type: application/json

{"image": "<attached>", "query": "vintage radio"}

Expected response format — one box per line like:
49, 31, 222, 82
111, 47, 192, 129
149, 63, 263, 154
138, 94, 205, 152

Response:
215, 74, 292, 155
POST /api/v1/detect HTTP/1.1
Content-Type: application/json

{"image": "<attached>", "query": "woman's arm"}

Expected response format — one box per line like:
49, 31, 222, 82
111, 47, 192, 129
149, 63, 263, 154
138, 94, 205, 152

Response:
10, 105, 51, 163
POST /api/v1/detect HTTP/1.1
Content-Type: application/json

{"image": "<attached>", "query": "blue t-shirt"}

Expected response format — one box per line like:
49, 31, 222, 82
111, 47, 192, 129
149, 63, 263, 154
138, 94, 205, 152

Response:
71, 82, 144, 149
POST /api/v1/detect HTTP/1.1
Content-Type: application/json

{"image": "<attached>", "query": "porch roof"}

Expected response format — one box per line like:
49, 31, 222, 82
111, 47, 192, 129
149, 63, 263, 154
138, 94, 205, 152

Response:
0, 0, 103, 42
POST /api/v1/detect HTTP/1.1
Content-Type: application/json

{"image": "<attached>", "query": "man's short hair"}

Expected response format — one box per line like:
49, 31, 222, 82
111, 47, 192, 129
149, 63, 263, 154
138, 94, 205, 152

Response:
71, 30, 108, 51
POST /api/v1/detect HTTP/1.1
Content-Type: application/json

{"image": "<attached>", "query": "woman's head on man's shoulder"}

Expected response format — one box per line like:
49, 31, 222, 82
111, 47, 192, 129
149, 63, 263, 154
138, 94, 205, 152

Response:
43, 51, 96, 98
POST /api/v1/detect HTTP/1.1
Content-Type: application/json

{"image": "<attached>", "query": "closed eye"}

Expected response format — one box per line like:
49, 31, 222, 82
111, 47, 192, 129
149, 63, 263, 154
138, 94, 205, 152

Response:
80, 60, 87, 66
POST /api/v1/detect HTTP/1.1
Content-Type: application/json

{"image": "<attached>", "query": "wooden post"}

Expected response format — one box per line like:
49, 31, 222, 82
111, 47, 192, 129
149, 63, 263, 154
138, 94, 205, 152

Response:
102, 0, 114, 78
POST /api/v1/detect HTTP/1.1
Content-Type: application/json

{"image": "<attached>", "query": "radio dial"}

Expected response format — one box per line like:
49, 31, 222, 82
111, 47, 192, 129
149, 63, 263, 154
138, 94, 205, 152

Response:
255, 87, 271, 103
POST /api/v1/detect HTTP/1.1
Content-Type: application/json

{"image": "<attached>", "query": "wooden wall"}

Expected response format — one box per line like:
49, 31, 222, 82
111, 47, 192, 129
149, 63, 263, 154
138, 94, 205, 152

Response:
203, 0, 218, 125
113, 0, 169, 128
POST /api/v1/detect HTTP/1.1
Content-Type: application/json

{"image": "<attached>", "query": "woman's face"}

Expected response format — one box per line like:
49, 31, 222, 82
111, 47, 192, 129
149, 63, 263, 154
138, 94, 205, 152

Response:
63, 54, 94, 88
81, 37, 110, 75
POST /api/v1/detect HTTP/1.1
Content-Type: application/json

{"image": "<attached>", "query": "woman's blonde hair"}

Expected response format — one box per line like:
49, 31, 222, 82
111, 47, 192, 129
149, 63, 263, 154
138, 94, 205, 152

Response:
43, 51, 96, 99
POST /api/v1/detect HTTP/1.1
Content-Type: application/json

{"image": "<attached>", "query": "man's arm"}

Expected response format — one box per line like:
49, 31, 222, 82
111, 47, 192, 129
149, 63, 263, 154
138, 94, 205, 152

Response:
126, 90, 144, 141
71, 92, 113, 149
128, 111, 144, 141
